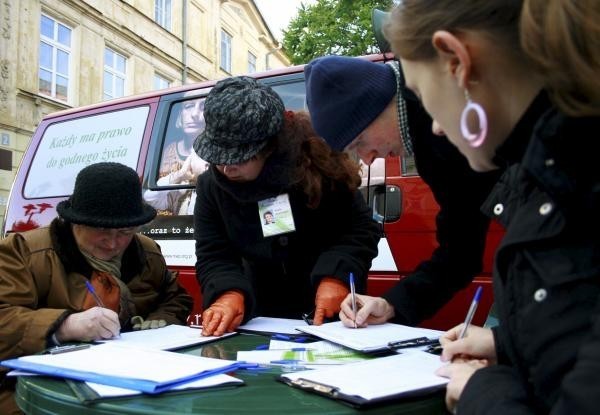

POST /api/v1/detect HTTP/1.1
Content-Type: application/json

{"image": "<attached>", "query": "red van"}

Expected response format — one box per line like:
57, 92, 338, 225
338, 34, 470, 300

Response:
2, 54, 501, 330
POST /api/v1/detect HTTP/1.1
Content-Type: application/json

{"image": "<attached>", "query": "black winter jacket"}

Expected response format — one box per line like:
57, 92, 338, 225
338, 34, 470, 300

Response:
382, 94, 502, 325
193, 152, 380, 320
458, 108, 600, 414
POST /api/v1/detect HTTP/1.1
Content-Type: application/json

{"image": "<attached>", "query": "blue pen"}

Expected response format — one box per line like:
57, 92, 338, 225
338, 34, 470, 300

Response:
254, 345, 313, 351
458, 286, 483, 339
271, 334, 310, 343
85, 280, 105, 308
270, 359, 301, 364
269, 359, 306, 371
349, 272, 357, 328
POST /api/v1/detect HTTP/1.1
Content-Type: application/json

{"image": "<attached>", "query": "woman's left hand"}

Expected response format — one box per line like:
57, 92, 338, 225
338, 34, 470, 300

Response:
435, 359, 488, 413
314, 277, 349, 325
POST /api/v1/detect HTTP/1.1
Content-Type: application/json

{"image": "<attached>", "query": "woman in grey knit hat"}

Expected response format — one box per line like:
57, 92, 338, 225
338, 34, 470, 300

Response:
192, 76, 380, 337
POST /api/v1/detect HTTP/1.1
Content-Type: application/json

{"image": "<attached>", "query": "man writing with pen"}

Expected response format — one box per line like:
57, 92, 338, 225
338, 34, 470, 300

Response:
0, 162, 192, 415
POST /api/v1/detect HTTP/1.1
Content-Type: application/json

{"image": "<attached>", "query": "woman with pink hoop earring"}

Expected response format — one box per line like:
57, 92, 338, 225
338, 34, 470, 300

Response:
385, 0, 600, 414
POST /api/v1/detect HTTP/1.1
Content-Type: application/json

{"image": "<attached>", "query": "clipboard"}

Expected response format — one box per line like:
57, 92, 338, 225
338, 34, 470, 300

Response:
278, 351, 448, 407
295, 321, 443, 353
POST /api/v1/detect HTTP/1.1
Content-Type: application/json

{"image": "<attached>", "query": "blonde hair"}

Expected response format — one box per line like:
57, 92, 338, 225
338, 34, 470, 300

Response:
384, 0, 525, 61
521, 0, 600, 116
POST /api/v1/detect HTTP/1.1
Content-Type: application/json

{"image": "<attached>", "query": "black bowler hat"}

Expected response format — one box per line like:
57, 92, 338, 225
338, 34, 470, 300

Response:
57, 162, 156, 228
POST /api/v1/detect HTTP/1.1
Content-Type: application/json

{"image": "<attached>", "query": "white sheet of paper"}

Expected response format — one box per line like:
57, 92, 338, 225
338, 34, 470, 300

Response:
295, 321, 443, 353
237, 317, 308, 335
85, 374, 242, 398
14, 343, 238, 384
96, 325, 234, 351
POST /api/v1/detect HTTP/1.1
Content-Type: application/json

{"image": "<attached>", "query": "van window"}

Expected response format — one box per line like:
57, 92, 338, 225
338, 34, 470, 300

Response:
144, 98, 207, 218
157, 98, 207, 186
270, 81, 307, 111
25, 106, 149, 198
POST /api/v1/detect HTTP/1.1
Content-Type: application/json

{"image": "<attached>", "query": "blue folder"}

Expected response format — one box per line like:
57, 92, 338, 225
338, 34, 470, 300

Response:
1, 357, 248, 394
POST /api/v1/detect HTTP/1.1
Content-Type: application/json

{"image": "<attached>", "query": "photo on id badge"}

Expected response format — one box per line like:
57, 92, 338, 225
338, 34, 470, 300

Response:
258, 194, 296, 237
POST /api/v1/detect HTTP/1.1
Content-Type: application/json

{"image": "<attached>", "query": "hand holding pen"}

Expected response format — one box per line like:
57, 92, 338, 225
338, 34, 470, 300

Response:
53, 280, 120, 343
339, 293, 395, 328
438, 287, 497, 363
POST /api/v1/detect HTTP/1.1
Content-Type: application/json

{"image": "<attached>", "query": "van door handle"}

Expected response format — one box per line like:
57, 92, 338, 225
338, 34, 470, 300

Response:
372, 185, 402, 223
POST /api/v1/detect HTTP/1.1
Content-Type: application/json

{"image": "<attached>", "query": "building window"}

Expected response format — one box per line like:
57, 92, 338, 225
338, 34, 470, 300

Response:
247, 51, 257, 73
220, 30, 232, 73
154, 74, 170, 90
155, 0, 172, 30
103, 48, 126, 100
39, 15, 71, 101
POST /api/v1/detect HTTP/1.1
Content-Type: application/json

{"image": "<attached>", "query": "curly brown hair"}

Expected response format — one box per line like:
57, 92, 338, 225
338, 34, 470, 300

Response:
266, 111, 362, 209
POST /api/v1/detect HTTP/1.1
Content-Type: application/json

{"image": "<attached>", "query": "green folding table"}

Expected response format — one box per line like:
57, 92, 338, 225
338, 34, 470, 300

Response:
15, 333, 449, 415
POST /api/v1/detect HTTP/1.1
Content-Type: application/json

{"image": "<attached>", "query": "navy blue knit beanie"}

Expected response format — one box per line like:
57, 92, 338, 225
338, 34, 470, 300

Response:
304, 56, 396, 151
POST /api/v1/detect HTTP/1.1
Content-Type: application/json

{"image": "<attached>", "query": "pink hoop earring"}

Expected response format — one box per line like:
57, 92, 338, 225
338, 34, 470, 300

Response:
460, 91, 487, 147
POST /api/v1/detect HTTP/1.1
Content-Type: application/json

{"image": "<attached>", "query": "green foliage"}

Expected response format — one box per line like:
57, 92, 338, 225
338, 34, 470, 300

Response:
282, 0, 394, 65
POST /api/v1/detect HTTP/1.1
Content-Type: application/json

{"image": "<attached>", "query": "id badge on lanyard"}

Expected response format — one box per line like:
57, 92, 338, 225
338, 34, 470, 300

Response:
257, 193, 296, 238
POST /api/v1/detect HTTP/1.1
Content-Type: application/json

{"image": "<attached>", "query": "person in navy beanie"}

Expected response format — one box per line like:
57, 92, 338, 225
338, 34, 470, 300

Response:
305, 54, 502, 328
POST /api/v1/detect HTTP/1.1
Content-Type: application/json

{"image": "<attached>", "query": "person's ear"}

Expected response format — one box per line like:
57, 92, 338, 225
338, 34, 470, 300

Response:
431, 30, 472, 89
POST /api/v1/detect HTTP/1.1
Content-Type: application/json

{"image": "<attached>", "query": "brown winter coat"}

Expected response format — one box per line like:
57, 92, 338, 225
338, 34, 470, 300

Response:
0, 219, 192, 395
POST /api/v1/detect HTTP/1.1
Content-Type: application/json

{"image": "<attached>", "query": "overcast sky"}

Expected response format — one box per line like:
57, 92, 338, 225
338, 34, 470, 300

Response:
254, 0, 317, 41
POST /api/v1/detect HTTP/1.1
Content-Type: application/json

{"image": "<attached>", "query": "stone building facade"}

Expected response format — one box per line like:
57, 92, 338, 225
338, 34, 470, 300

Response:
0, 0, 290, 231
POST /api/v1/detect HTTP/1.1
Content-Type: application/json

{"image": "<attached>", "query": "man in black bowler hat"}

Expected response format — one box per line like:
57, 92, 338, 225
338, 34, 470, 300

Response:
0, 162, 192, 414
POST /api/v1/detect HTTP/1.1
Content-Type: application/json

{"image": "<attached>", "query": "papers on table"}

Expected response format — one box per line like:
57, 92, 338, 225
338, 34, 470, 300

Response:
9, 372, 243, 400
84, 374, 243, 399
1, 343, 245, 394
279, 350, 448, 407
96, 324, 235, 350
237, 317, 308, 335
237, 339, 372, 368
295, 321, 443, 353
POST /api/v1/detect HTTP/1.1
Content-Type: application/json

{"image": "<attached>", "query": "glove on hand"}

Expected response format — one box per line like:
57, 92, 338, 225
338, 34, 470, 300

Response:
131, 316, 167, 331
314, 277, 349, 325
201, 290, 245, 337
56, 307, 120, 342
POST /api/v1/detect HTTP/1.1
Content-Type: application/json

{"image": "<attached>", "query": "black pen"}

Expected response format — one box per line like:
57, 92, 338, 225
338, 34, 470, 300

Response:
388, 336, 440, 350
49, 344, 91, 354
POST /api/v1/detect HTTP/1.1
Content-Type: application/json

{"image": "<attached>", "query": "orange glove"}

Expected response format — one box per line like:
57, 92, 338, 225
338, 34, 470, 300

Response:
201, 290, 245, 337
314, 277, 350, 325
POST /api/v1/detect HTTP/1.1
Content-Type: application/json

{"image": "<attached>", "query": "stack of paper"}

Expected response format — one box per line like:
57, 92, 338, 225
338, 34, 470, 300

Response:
1, 342, 245, 394
96, 324, 235, 350
237, 317, 308, 335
